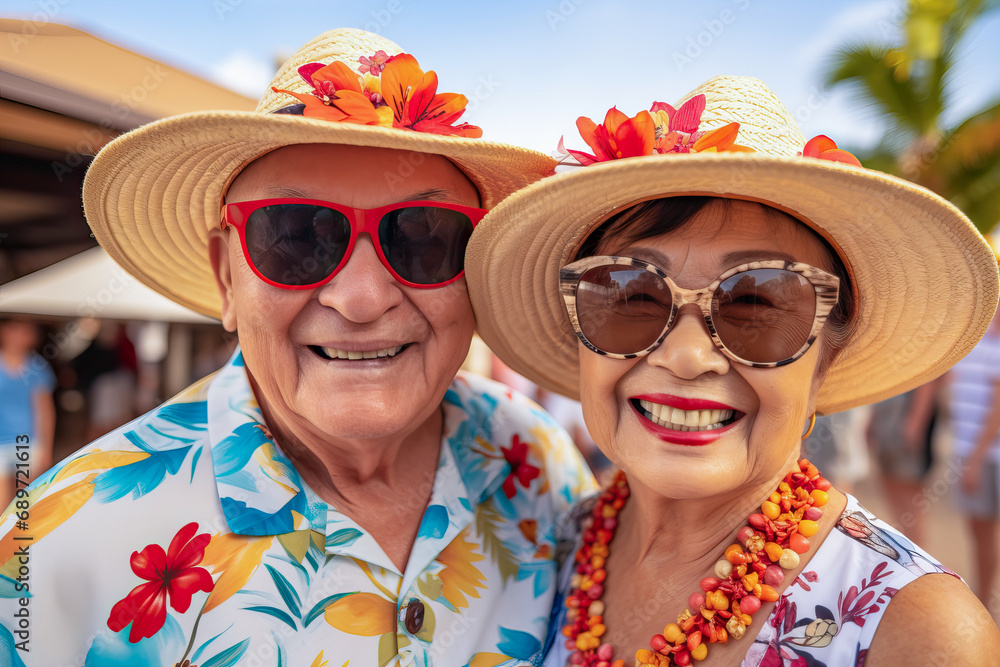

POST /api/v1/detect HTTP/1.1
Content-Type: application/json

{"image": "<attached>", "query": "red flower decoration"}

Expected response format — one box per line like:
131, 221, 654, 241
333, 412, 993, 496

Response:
802, 135, 862, 167
565, 107, 656, 165
501, 435, 541, 499
107, 522, 214, 643
562, 94, 753, 165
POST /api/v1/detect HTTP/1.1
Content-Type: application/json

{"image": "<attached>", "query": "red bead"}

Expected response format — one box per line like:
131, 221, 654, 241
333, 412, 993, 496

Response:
737, 526, 756, 544
804, 507, 823, 521
748, 513, 768, 529
650, 634, 668, 652
675, 649, 692, 666
700, 577, 721, 592
740, 595, 761, 615
763, 564, 784, 586
688, 592, 705, 609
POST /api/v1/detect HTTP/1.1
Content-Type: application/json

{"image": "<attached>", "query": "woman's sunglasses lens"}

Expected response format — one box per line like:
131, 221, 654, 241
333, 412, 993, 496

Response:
576, 266, 672, 354
712, 269, 817, 363
245, 205, 351, 286
379, 207, 474, 284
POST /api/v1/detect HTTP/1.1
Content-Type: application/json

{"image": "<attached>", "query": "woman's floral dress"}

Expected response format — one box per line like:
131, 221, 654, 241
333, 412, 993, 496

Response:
544, 496, 958, 666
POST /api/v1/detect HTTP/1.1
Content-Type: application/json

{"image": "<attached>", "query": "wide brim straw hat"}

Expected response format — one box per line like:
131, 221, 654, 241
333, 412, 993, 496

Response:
466, 75, 1000, 415
83, 28, 556, 319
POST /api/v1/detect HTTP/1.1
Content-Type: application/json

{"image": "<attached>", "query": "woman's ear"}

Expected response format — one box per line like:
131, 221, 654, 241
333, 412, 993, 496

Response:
208, 228, 238, 333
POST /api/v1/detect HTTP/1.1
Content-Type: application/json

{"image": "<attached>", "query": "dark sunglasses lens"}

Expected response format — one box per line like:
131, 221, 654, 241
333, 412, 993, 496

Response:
575, 266, 672, 354
245, 205, 351, 286
378, 207, 474, 285
713, 269, 817, 363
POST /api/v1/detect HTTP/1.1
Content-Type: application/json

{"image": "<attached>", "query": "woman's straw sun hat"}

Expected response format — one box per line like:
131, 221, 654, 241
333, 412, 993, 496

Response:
82, 28, 556, 319
466, 75, 1000, 415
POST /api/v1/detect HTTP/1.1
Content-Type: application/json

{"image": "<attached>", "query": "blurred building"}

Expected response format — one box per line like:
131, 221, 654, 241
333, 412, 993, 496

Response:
0, 19, 257, 459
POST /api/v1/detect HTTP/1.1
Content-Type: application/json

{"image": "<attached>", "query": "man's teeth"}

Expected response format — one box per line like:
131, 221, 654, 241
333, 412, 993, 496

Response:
321, 345, 403, 360
637, 399, 734, 431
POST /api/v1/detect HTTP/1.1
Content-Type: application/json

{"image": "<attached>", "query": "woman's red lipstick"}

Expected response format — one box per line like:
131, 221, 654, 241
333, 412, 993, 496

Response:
629, 394, 743, 446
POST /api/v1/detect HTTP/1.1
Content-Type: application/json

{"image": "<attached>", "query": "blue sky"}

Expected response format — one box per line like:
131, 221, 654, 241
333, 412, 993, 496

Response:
3, 0, 999, 154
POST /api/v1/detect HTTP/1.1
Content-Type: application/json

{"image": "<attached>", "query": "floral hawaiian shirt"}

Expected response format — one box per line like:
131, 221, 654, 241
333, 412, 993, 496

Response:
0, 348, 594, 667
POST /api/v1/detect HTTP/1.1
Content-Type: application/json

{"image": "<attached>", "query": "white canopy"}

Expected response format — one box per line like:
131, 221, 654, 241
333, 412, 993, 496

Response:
0, 246, 216, 324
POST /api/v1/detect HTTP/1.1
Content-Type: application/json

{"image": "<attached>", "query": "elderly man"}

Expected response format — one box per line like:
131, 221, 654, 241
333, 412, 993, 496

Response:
0, 30, 592, 666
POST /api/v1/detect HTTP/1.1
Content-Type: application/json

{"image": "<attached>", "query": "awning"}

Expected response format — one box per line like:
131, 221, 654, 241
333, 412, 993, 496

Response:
0, 246, 216, 324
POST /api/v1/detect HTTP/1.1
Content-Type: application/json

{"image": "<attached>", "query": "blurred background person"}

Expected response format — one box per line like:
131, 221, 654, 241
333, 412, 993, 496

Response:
802, 407, 872, 496
70, 320, 138, 440
946, 305, 1000, 608
0, 317, 55, 503
867, 383, 939, 546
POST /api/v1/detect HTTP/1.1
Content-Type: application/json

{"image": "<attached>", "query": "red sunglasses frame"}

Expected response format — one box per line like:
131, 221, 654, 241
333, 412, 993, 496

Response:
222, 197, 487, 289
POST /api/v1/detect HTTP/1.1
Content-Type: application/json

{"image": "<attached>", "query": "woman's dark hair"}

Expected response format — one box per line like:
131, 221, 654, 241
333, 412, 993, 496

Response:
575, 196, 858, 364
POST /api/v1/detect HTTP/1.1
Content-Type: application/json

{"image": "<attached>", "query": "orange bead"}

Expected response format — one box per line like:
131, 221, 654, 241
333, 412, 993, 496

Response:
810, 489, 829, 507
592, 623, 606, 637
724, 544, 747, 565
798, 520, 819, 537
789, 532, 810, 554
592, 568, 607, 583
764, 542, 783, 562
759, 584, 780, 602
636, 649, 654, 662
591, 555, 606, 569
691, 643, 708, 661
761, 501, 780, 520
769, 491, 781, 504
663, 623, 683, 643
742, 571, 759, 591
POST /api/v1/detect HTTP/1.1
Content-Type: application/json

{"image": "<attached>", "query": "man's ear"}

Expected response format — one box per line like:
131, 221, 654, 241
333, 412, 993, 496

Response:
208, 228, 238, 332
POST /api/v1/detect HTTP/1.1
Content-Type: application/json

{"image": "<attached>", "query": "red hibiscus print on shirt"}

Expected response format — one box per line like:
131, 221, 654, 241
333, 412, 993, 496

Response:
107, 522, 215, 643
501, 435, 541, 499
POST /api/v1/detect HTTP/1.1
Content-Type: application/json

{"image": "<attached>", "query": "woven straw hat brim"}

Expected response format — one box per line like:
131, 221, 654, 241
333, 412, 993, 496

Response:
466, 153, 1000, 415
83, 110, 557, 319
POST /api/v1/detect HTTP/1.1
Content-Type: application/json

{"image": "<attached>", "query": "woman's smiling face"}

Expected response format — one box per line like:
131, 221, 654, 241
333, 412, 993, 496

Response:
577, 198, 838, 498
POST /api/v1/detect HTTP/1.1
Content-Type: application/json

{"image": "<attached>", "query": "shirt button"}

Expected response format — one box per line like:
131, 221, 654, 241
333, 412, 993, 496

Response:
404, 599, 425, 634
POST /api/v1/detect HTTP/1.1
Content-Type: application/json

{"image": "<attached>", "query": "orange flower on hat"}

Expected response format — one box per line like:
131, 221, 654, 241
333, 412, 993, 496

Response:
272, 52, 482, 137
273, 60, 393, 126
562, 94, 753, 165
379, 54, 482, 137
802, 135, 862, 167
564, 108, 656, 165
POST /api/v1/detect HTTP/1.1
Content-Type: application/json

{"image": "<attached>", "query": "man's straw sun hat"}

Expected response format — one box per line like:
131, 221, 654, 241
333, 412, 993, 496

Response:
466, 76, 1000, 415
82, 28, 556, 319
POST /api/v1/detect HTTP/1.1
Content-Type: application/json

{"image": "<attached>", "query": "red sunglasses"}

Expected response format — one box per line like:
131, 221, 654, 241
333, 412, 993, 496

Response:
223, 198, 487, 289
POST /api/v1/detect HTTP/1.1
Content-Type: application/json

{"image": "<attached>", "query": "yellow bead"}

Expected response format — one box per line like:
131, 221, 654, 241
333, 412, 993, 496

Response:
798, 520, 819, 537
810, 489, 829, 507
692, 643, 708, 661
663, 622, 682, 643
761, 501, 780, 520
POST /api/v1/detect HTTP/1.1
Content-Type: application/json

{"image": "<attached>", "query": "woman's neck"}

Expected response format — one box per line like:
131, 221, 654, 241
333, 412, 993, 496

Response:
614, 450, 801, 583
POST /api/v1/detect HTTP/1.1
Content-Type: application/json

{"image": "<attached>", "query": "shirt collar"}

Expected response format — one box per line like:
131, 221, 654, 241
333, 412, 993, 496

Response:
207, 350, 511, 548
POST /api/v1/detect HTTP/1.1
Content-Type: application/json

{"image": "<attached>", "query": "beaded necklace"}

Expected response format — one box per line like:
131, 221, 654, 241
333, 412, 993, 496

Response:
561, 459, 831, 667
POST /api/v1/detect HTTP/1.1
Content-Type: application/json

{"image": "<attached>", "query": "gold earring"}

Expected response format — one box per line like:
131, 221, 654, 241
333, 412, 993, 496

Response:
801, 413, 816, 439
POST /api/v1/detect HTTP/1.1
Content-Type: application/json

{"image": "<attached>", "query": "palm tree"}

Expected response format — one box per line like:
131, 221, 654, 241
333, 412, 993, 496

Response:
826, 0, 1000, 234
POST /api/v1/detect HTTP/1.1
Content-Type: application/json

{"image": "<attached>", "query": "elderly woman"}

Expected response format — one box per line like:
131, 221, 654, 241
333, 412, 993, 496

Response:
467, 76, 1000, 666
0, 30, 593, 665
